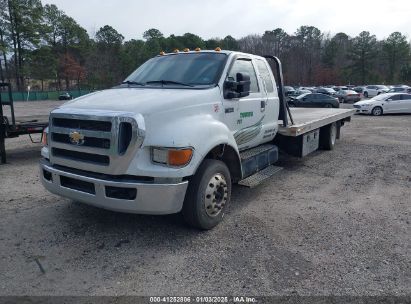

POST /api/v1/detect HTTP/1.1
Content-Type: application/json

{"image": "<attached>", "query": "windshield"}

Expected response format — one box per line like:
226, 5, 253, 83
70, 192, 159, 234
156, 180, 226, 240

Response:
296, 93, 310, 99
123, 53, 228, 87
372, 93, 389, 101
377, 85, 388, 90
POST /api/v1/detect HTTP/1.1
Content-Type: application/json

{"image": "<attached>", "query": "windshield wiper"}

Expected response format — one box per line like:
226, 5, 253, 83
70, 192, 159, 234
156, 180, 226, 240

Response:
145, 80, 194, 87
122, 80, 146, 86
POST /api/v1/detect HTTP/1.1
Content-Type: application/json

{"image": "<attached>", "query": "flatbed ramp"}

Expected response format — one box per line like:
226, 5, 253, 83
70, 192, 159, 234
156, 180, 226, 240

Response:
278, 108, 356, 137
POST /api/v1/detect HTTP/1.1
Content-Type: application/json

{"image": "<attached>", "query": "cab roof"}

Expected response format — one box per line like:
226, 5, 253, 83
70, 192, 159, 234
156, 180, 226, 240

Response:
156, 50, 265, 59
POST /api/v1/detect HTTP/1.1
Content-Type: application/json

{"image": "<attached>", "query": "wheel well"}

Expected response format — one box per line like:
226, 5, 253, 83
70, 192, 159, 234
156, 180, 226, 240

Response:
204, 144, 242, 183
372, 106, 383, 114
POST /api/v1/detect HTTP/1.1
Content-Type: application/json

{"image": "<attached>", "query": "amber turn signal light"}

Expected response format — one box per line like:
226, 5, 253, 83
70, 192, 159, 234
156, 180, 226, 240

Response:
168, 149, 193, 166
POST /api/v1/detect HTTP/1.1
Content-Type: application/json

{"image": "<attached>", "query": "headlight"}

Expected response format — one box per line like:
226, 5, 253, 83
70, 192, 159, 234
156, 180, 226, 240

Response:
41, 127, 49, 146
151, 147, 193, 167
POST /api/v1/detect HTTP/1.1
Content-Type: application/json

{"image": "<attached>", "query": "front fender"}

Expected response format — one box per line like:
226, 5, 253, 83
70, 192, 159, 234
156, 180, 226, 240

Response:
126, 113, 240, 178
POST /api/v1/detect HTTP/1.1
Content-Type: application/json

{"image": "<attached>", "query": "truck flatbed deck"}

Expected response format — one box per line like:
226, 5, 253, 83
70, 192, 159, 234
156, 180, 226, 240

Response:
278, 108, 356, 137
1, 83, 59, 163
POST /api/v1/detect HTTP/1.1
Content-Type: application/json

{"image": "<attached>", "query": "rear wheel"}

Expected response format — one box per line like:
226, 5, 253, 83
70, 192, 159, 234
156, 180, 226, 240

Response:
182, 159, 231, 230
320, 122, 337, 150
371, 106, 383, 116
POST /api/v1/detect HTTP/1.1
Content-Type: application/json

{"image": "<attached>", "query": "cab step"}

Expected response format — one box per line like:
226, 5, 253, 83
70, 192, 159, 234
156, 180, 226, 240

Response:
238, 165, 283, 188
239, 144, 278, 179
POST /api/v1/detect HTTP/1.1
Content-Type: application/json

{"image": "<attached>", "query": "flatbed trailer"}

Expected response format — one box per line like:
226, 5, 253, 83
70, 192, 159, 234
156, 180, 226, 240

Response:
0, 83, 48, 164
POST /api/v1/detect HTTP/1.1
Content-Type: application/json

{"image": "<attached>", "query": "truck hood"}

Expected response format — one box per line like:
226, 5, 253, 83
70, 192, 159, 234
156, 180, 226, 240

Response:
59, 87, 221, 115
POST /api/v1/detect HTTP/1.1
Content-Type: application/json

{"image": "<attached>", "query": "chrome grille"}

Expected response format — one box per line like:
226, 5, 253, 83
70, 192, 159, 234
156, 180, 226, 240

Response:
53, 117, 112, 132
51, 133, 111, 149
48, 109, 145, 174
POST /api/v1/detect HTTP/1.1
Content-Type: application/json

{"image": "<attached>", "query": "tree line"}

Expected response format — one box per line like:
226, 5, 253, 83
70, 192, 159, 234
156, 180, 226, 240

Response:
1, 0, 411, 92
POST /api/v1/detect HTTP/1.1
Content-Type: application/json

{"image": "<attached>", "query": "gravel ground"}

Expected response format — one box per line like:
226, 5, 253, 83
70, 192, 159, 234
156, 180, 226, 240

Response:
0, 102, 410, 296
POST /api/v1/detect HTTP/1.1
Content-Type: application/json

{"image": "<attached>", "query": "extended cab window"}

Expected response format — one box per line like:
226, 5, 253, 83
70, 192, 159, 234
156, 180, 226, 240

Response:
255, 59, 274, 93
228, 58, 259, 93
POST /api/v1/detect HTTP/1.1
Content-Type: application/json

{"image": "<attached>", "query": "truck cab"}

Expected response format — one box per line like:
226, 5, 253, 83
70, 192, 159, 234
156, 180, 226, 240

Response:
40, 50, 354, 229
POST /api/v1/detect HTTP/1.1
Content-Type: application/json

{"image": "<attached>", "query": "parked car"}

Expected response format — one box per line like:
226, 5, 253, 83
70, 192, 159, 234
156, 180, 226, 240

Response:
288, 93, 340, 108
332, 86, 348, 92
335, 90, 361, 103
353, 86, 365, 94
287, 89, 311, 99
387, 87, 411, 94
315, 87, 337, 96
283, 86, 296, 96
298, 86, 317, 92
362, 85, 389, 98
58, 92, 73, 100
353, 93, 411, 116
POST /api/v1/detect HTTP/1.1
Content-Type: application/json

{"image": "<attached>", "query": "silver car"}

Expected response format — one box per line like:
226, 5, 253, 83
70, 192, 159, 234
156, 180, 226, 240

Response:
336, 90, 361, 103
363, 85, 389, 98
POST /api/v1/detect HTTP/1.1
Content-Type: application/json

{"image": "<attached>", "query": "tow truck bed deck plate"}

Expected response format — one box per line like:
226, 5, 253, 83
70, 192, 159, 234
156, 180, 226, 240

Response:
278, 108, 355, 137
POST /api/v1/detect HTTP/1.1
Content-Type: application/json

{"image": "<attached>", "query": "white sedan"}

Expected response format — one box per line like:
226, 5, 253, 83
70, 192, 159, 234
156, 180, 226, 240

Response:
353, 93, 411, 116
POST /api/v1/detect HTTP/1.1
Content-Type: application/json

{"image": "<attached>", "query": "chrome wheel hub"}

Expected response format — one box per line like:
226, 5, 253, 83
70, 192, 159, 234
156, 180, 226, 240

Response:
374, 108, 382, 115
204, 173, 228, 217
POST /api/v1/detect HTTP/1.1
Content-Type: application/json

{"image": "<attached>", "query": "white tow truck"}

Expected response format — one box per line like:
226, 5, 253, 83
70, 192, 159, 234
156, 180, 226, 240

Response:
40, 49, 355, 229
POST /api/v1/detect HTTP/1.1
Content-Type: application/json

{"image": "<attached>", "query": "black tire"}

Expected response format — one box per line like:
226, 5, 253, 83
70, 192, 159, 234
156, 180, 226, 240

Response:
371, 106, 383, 116
320, 122, 337, 150
324, 103, 333, 108
364, 91, 368, 98
182, 159, 232, 230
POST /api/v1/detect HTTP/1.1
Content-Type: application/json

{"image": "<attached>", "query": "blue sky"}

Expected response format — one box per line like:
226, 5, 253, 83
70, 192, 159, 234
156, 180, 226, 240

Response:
42, 0, 411, 40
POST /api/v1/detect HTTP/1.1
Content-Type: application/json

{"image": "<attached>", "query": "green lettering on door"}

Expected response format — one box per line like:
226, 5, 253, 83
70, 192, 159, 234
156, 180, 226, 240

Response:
240, 112, 254, 119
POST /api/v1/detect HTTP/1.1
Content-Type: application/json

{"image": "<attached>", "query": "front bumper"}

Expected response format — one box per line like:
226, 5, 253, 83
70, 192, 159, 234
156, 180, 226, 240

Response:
354, 106, 371, 114
40, 159, 188, 215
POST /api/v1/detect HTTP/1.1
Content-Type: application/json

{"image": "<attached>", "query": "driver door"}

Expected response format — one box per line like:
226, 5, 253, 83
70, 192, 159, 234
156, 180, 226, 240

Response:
384, 94, 402, 113
300, 94, 315, 107
223, 57, 265, 151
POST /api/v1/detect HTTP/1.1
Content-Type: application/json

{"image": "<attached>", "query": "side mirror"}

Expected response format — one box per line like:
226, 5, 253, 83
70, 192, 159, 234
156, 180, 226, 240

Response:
387, 99, 392, 101
224, 72, 251, 99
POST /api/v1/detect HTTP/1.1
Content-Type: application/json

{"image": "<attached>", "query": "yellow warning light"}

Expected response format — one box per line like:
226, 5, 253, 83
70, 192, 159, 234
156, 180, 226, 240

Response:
183, 48, 190, 52
173, 49, 179, 53
215, 47, 221, 52
159, 51, 165, 56
195, 47, 201, 52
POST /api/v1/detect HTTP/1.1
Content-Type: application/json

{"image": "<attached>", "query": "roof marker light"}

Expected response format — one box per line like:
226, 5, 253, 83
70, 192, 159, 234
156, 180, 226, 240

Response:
173, 49, 179, 53
183, 48, 190, 52
195, 47, 201, 52
215, 47, 221, 52
159, 51, 165, 55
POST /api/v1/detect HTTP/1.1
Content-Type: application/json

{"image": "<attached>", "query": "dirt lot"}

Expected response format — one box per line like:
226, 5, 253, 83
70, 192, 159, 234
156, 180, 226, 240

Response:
0, 101, 410, 296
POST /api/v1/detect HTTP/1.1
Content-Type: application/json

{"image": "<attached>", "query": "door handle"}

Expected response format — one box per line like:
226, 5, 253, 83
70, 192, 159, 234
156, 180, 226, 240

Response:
261, 100, 266, 112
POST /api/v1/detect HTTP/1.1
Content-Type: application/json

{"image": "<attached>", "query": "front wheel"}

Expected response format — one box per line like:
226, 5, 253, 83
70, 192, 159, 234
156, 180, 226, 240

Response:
364, 92, 368, 98
288, 102, 296, 107
371, 106, 383, 116
182, 159, 232, 230
324, 103, 333, 108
